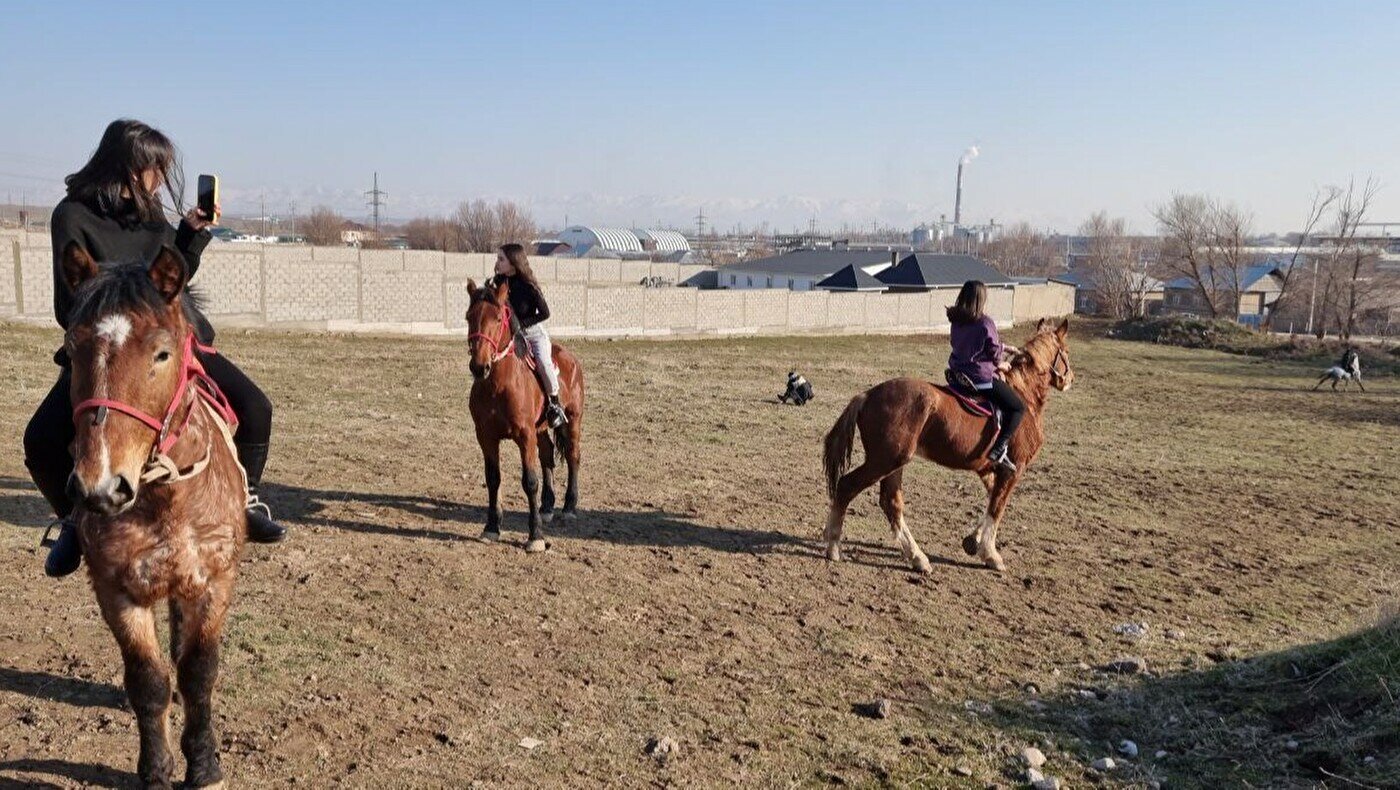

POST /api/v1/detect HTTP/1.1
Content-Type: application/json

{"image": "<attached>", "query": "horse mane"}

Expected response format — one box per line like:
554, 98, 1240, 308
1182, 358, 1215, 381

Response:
68, 262, 203, 329
1004, 330, 1059, 401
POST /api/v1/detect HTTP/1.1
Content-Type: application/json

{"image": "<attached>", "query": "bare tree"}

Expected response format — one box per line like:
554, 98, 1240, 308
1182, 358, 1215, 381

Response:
1327, 178, 1381, 339
453, 200, 495, 253
1079, 212, 1158, 319
981, 222, 1062, 278
1266, 187, 1338, 331
303, 206, 346, 247
403, 216, 461, 252
1154, 194, 1255, 319
492, 200, 537, 248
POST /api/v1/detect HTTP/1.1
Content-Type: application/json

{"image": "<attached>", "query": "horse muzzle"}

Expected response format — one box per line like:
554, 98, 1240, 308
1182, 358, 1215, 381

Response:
68, 471, 137, 517
469, 361, 491, 381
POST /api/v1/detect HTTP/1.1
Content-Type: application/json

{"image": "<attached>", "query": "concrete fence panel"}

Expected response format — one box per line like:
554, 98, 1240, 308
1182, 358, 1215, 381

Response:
743, 290, 789, 330
787, 291, 829, 329
697, 291, 745, 331
643, 288, 698, 333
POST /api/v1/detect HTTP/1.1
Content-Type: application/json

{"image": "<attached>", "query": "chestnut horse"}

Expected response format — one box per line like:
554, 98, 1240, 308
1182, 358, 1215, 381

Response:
60, 244, 246, 789
822, 318, 1074, 574
465, 278, 584, 551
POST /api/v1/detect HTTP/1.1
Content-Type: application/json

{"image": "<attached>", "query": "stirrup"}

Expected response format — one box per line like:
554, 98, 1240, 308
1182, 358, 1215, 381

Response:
40, 519, 66, 548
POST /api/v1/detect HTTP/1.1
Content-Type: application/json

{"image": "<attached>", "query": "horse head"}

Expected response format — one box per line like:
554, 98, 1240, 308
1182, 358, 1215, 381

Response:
61, 243, 193, 516
1026, 317, 1074, 392
465, 277, 513, 381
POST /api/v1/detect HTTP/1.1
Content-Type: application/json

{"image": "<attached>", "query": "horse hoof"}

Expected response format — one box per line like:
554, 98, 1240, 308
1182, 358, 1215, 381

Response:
560, 511, 578, 522
480, 530, 500, 543
543, 511, 556, 525
982, 555, 1006, 572
826, 544, 842, 563
961, 533, 979, 557
914, 556, 933, 575
525, 539, 549, 553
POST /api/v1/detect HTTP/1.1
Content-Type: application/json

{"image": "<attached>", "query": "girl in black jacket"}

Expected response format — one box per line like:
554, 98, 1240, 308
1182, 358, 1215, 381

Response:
25, 119, 285, 578
493, 243, 567, 428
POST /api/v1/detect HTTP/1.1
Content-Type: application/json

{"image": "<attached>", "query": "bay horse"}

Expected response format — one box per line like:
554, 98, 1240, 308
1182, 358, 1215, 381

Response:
822, 318, 1074, 574
465, 278, 584, 551
60, 243, 246, 789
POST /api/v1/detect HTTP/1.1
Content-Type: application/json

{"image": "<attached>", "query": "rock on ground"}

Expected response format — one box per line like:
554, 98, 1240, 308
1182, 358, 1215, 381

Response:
1021, 747, 1047, 768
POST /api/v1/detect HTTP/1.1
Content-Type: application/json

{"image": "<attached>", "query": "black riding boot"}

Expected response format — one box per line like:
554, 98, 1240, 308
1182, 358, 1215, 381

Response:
236, 442, 286, 544
987, 438, 1017, 473
42, 517, 83, 578
544, 395, 568, 429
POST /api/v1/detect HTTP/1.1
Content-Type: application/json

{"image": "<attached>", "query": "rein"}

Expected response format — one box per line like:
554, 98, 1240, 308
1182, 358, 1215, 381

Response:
72, 333, 239, 485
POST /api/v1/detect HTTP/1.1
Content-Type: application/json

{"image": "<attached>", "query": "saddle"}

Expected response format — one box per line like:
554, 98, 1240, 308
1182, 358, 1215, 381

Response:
936, 369, 1001, 428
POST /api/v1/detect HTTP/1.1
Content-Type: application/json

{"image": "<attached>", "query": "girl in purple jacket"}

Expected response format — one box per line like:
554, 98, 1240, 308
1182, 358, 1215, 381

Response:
947, 280, 1024, 471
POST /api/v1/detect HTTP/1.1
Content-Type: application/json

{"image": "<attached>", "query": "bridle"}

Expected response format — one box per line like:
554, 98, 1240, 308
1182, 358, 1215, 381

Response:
1048, 346, 1071, 387
71, 333, 238, 483
468, 302, 517, 365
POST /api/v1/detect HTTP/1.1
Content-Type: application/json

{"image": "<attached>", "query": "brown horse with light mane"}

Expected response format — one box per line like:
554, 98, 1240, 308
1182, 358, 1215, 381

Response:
60, 244, 247, 789
465, 277, 584, 551
823, 318, 1074, 573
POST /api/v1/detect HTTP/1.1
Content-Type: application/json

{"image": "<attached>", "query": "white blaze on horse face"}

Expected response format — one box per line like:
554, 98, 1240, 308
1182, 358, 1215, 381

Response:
96, 314, 133, 348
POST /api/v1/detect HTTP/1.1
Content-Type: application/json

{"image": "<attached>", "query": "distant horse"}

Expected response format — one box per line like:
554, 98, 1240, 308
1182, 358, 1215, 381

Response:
822, 318, 1074, 573
60, 244, 247, 788
1314, 366, 1364, 392
465, 278, 585, 551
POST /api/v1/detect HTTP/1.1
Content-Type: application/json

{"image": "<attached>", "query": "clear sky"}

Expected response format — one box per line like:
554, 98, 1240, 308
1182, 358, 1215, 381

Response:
2, 1, 1397, 234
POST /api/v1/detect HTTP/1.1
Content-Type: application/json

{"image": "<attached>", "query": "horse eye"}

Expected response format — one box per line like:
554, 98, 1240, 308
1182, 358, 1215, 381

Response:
155, 350, 172, 363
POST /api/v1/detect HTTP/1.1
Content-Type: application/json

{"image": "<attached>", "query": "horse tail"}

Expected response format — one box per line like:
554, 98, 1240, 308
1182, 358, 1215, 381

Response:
823, 393, 867, 500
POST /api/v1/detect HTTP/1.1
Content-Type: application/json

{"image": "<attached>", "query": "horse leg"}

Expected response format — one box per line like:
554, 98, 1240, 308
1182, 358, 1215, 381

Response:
174, 583, 232, 789
1313, 375, 1328, 391
973, 473, 1021, 572
539, 430, 557, 523
560, 419, 582, 520
824, 461, 892, 563
516, 435, 547, 553
479, 438, 503, 542
97, 591, 175, 789
879, 468, 931, 574
963, 471, 997, 557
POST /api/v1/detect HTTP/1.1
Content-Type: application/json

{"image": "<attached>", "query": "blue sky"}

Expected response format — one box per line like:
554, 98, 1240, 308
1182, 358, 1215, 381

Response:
2, 1, 1397, 233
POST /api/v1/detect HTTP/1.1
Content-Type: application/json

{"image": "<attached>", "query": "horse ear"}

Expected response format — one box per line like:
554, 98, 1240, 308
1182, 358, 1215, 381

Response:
494, 276, 510, 304
466, 278, 478, 298
148, 246, 189, 303
62, 242, 99, 292
1036, 317, 1048, 333
1056, 317, 1070, 339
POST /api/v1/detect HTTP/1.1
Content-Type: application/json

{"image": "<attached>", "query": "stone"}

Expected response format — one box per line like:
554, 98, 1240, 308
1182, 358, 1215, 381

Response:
1166, 628, 1186, 640
1102, 656, 1148, 675
518, 737, 544, 750
1021, 747, 1047, 768
1119, 739, 1139, 758
1026, 767, 1045, 783
1155, 750, 1169, 759
1032, 777, 1062, 790
952, 763, 974, 777
1285, 740, 1299, 751
1112, 621, 1149, 640
1092, 756, 1117, 771
854, 698, 891, 719
645, 736, 679, 757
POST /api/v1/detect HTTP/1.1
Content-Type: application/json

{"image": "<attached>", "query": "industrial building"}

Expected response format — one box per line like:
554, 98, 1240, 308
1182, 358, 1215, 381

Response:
557, 226, 693, 258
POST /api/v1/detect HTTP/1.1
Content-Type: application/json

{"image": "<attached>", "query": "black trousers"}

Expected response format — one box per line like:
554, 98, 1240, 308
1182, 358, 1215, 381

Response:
22, 352, 272, 519
983, 379, 1025, 446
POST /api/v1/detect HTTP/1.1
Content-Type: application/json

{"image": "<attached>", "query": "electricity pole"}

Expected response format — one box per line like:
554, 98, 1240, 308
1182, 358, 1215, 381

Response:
366, 172, 387, 232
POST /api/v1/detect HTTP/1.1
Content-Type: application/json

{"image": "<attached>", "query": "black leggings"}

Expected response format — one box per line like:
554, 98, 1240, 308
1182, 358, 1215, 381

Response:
22, 352, 272, 519
983, 379, 1025, 445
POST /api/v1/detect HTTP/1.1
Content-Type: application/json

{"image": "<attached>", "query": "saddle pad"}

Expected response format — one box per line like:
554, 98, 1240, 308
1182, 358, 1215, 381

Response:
932, 383, 995, 418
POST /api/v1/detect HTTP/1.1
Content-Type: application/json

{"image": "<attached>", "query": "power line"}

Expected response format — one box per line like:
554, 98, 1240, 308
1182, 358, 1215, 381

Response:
365, 172, 387, 231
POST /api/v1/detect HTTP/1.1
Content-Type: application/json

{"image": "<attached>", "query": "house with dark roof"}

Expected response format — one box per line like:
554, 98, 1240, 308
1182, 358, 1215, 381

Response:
1162, 261, 1287, 323
875, 253, 1013, 292
1056, 270, 1165, 316
815, 264, 888, 292
717, 248, 901, 291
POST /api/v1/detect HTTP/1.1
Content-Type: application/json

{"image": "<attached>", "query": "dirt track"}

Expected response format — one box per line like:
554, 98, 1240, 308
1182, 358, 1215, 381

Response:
1, 323, 1396, 788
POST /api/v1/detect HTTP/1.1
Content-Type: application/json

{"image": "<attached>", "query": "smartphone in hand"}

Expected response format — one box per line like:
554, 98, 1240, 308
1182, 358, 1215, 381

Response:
197, 174, 219, 223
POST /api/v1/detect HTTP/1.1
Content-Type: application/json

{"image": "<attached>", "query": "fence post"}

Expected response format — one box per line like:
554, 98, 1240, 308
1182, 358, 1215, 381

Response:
257, 245, 268, 323
11, 239, 22, 316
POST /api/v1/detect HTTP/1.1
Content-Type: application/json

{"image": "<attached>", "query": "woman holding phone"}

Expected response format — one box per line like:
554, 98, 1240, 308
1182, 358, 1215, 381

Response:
25, 119, 287, 578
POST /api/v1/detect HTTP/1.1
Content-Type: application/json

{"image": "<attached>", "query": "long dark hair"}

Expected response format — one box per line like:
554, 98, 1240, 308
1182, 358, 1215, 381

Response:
499, 243, 540, 290
946, 280, 987, 325
65, 119, 183, 226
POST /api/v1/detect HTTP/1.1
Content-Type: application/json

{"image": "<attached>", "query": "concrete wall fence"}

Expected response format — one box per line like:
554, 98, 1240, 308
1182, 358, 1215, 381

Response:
3, 232, 1073, 338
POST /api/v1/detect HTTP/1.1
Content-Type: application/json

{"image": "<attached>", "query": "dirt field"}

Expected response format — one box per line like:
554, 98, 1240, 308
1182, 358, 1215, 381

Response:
1, 322, 1396, 788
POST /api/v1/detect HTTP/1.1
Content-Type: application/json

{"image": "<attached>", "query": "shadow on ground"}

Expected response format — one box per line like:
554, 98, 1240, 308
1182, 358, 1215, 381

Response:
931, 620, 1400, 787
0, 758, 135, 789
259, 481, 979, 573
